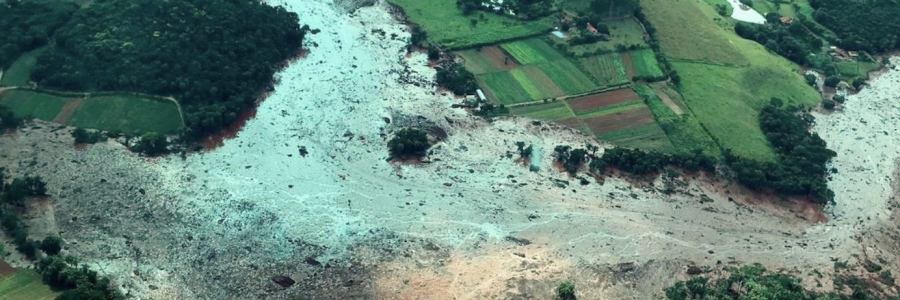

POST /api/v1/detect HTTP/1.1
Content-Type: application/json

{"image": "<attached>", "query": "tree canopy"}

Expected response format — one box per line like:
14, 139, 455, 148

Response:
0, 1, 78, 69
30, 0, 306, 139
809, 0, 900, 52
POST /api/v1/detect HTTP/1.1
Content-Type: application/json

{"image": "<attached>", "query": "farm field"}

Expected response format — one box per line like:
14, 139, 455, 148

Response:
598, 123, 673, 151
0, 265, 58, 300
579, 53, 629, 86
509, 101, 574, 121
537, 59, 598, 95
457, 47, 518, 75
630, 49, 665, 78
0, 89, 70, 120
478, 71, 536, 105
0, 90, 184, 134
835, 60, 881, 78
561, 18, 649, 55
385, 0, 553, 49
1, 48, 44, 86
500, 38, 563, 65
633, 84, 719, 155
640, 0, 748, 66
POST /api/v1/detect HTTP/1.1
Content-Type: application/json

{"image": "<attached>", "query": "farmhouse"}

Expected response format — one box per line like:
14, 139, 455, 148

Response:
586, 23, 599, 34
779, 17, 793, 25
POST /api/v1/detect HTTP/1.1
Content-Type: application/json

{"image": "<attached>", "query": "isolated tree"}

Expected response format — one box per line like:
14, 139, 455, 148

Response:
388, 128, 430, 159
557, 281, 576, 300
824, 76, 841, 87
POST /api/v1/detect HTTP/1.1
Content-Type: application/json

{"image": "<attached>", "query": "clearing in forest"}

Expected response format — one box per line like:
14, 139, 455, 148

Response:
1, 48, 44, 87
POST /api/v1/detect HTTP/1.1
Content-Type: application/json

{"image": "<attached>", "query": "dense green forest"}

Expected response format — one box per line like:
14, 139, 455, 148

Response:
30, 0, 306, 138
735, 20, 823, 66
665, 264, 895, 300
0, 1, 78, 69
809, 0, 900, 52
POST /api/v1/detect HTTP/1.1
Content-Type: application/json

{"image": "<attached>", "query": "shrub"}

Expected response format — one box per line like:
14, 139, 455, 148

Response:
804, 74, 818, 86
133, 133, 169, 156
833, 94, 845, 103
822, 99, 836, 110
388, 128, 430, 159
40, 236, 63, 255
71, 128, 104, 144
824, 76, 841, 87
557, 281, 576, 300
0, 106, 24, 130
852, 77, 867, 90
435, 62, 477, 96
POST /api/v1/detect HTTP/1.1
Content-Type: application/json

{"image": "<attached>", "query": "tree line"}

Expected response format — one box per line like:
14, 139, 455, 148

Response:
553, 99, 835, 204
28, 0, 306, 140
633, 7, 680, 85
0, 169, 124, 299
0, 1, 78, 69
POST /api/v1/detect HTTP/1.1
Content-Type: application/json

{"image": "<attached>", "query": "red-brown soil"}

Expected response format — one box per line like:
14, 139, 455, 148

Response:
583, 107, 654, 134
0, 261, 16, 277
201, 103, 259, 150
481, 46, 520, 71
565, 89, 640, 111
53, 99, 83, 124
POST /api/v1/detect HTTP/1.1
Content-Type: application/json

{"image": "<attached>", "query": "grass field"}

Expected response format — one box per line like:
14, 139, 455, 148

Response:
0, 90, 70, 120
1, 48, 44, 87
575, 101, 645, 118
478, 71, 533, 105
633, 84, 720, 155
1, 90, 184, 134
537, 59, 599, 94
641, 0, 748, 66
563, 18, 649, 55
386, 0, 553, 49
509, 101, 575, 121
500, 38, 563, 65
835, 61, 881, 78
579, 53, 629, 86
598, 123, 673, 152
0, 269, 58, 300
631, 49, 665, 77
68, 95, 183, 134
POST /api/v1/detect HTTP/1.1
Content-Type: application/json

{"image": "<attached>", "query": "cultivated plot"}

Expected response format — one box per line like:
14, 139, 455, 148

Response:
537, 59, 598, 95
509, 101, 574, 121
630, 49, 665, 78
457, 47, 518, 75
500, 38, 563, 65
0, 267, 58, 300
579, 53, 629, 87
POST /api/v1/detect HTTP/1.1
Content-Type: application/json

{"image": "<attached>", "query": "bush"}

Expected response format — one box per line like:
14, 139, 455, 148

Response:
0, 106, 24, 130
40, 236, 63, 255
557, 281, 576, 300
435, 62, 477, 96
804, 74, 818, 86
852, 77, 867, 90
824, 76, 841, 87
833, 94, 845, 103
822, 99, 836, 110
388, 128, 430, 159
133, 133, 169, 156
71, 128, 104, 144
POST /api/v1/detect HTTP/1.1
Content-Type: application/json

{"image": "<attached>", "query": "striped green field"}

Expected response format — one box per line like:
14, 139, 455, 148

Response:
575, 100, 644, 118
0, 90, 69, 120
538, 60, 599, 94
579, 53, 629, 86
478, 72, 532, 105
509, 101, 575, 121
633, 84, 720, 155
631, 49, 665, 78
0, 269, 59, 300
598, 123, 674, 152
500, 38, 563, 65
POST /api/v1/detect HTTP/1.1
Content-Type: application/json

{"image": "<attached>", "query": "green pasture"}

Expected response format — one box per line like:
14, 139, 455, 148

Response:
835, 60, 881, 78
0, 269, 59, 300
500, 38, 563, 65
579, 53, 628, 86
509, 101, 575, 121
633, 84, 719, 155
631, 49, 665, 77
457, 49, 503, 74
641, 0, 748, 66
1, 48, 44, 86
68, 95, 183, 134
0, 90, 69, 120
386, 0, 553, 49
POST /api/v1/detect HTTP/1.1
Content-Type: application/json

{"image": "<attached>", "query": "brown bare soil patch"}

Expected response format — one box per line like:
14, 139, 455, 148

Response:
584, 107, 654, 134
0, 261, 16, 277
482, 46, 519, 71
202, 102, 259, 150
566, 89, 640, 111
653, 88, 684, 115
621, 52, 637, 79
53, 99, 83, 123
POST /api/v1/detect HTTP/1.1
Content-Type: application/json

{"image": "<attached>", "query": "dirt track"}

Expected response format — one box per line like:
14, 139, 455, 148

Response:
1, 2, 900, 300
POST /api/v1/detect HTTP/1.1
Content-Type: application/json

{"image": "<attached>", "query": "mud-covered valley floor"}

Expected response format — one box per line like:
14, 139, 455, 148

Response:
2, 1, 900, 299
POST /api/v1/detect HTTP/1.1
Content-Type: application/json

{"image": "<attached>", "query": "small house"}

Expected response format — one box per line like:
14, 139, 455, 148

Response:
476, 89, 487, 102
780, 17, 794, 25
586, 23, 599, 34
848, 51, 859, 58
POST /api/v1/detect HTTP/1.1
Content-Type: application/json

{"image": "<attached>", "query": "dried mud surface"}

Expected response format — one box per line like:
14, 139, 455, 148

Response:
1, 2, 900, 299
